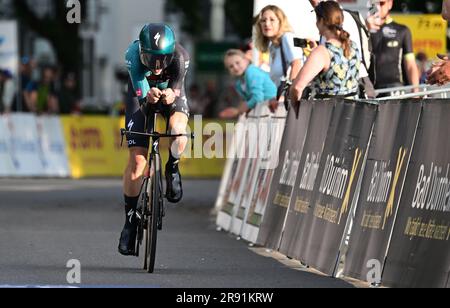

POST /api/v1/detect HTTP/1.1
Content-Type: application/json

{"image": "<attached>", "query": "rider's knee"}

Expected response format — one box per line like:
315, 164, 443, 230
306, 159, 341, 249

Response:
170, 121, 187, 135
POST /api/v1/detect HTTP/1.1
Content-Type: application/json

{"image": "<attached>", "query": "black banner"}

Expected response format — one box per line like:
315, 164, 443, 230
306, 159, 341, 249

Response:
296, 100, 377, 275
343, 101, 421, 282
256, 102, 312, 249
279, 100, 335, 257
382, 100, 450, 288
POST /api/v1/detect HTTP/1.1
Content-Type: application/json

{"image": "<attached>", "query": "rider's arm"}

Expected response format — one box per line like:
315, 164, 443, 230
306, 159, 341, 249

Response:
125, 42, 151, 105
167, 45, 190, 100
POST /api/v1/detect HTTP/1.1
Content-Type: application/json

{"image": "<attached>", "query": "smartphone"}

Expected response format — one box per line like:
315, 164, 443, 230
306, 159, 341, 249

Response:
368, 0, 379, 16
293, 38, 308, 48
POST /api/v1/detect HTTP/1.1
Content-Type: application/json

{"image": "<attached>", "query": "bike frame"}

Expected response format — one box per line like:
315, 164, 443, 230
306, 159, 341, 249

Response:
120, 103, 194, 272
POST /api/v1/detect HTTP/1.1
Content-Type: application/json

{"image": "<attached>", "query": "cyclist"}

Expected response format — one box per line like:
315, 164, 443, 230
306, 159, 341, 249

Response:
119, 23, 190, 256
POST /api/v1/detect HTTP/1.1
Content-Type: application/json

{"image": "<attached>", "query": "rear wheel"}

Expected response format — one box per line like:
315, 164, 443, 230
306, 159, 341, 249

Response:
145, 154, 161, 273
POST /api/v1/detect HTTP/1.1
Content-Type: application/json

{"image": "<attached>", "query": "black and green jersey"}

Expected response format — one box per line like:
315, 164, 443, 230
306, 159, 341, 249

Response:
369, 20, 415, 89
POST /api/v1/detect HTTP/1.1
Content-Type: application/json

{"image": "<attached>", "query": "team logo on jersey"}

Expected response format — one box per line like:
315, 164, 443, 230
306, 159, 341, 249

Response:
154, 32, 161, 47
387, 40, 399, 48
382, 26, 397, 39
136, 89, 142, 97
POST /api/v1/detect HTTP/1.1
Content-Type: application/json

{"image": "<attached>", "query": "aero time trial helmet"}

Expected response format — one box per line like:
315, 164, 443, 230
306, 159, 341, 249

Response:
139, 23, 176, 71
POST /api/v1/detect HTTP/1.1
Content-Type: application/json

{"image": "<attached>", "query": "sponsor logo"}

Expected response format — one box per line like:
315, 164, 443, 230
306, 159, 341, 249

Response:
154, 32, 161, 47
339, 149, 363, 224
127, 120, 134, 131
279, 150, 301, 187
299, 152, 321, 192
382, 26, 397, 38
412, 163, 450, 213
387, 40, 399, 48
70, 127, 103, 150
127, 209, 135, 224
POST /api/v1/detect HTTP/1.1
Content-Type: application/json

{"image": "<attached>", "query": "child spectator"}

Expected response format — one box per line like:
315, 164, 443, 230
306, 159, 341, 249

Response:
219, 49, 277, 119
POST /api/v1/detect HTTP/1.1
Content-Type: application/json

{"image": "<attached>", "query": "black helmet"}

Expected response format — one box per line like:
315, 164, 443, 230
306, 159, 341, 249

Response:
139, 23, 176, 70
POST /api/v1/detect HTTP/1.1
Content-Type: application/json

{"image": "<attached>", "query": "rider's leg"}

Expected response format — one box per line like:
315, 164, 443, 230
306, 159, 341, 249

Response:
119, 146, 148, 256
169, 112, 189, 159
123, 147, 148, 197
119, 77, 151, 256
165, 111, 189, 203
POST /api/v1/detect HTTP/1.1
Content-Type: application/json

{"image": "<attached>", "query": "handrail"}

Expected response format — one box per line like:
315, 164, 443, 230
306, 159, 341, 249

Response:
375, 84, 436, 94
375, 88, 450, 100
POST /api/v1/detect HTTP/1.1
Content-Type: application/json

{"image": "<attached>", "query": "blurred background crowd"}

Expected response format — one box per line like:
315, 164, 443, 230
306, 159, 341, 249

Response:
0, 0, 448, 117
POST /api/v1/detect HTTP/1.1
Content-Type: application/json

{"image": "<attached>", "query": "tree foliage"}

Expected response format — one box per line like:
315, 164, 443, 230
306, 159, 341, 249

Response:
13, 0, 86, 75
392, 0, 442, 13
167, 0, 254, 40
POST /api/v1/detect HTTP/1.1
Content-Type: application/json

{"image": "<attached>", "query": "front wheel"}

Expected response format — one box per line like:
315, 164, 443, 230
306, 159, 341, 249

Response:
144, 154, 161, 273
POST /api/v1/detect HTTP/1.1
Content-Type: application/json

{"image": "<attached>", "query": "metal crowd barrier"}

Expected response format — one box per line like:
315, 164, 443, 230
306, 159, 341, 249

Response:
374, 84, 450, 100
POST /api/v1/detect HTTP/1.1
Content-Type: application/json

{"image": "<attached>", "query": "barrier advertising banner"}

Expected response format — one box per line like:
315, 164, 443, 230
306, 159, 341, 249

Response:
61, 116, 128, 178
0, 21, 19, 78
392, 14, 447, 60
216, 113, 256, 231
7, 114, 45, 176
256, 102, 312, 249
0, 116, 15, 176
343, 101, 421, 282
230, 105, 271, 236
279, 100, 335, 257
241, 106, 287, 243
36, 116, 70, 177
382, 100, 450, 288
297, 100, 377, 275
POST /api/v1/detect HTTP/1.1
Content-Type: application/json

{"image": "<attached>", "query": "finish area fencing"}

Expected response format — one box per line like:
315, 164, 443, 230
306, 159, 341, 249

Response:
215, 98, 450, 288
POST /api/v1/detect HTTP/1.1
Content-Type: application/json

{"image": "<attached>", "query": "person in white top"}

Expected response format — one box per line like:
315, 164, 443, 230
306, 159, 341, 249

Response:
254, 5, 304, 110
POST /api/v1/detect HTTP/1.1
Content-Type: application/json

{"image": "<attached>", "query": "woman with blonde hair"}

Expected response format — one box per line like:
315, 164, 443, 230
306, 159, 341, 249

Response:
254, 5, 304, 110
290, 1, 360, 103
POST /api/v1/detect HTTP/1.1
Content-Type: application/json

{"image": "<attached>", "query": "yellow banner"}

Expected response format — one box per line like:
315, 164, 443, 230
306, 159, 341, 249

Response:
61, 116, 229, 179
392, 14, 447, 59
60, 116, 128, 178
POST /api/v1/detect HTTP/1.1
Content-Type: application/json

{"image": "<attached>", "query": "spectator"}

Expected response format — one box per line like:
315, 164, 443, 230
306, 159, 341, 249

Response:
366, 0, 420, 93
24, 65, 59, 114
416, 52, 429, 84
219, 49, 277, 119
59, 72, 81, 114
309, 0, 375, 98
240, 39, 254, 63
254, 5, 304, 110
0, 69, 15, 114
427, 1, 450, 86
290, 1, 360, 102
188, 84, 209, 116
443, 0, 450, 21
11, 57, 36, 112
